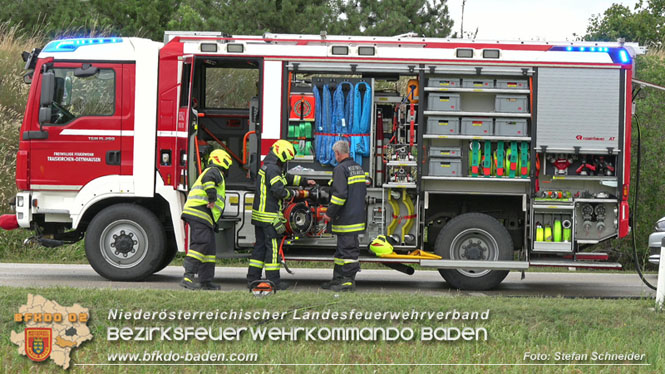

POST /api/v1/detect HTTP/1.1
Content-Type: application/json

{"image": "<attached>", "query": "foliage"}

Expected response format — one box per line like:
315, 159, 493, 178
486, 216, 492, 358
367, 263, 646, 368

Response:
583, 0, 665, 47
328, 0, 453, 37
0, 0, 175, 40
0, 1, 453, 41
0, 23, 43, 213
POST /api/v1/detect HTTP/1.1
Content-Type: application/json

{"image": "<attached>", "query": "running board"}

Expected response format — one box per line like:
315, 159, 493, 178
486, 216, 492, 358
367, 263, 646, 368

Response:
419, 260, 529, 270
529, 260, 622, 269
286, 256, 621, 270
285, 255, 421, 264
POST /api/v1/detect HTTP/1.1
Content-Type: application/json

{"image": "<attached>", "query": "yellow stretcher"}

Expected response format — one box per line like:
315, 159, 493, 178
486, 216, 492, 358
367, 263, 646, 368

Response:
378, 249, 441, 260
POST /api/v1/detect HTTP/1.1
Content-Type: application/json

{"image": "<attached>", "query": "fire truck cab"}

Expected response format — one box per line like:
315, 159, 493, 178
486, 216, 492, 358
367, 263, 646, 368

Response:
3, 31, 644, 290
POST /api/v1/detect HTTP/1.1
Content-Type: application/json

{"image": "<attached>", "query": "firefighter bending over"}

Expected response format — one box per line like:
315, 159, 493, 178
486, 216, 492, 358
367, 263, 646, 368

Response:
247, 140, 315, 290
180, 149, 232, 290
321, 140, 367, 292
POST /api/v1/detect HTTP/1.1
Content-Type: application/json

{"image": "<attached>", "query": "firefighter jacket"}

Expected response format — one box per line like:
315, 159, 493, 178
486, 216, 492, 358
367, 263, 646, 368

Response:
327, 157, 367, 234
182, 166, 226, 228
251, 152, 306, 226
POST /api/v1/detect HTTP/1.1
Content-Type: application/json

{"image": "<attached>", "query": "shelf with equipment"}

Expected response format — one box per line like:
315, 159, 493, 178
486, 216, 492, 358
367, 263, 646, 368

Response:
424, 110, 531, 118
285, 76, 375, 177
287, 88, 316, 160
386, 160, 417, 167
423, 134, 531, 141
421, 74, 533, 186
422, 176, 530, 183
424, 87, 530, 94
531, 202, 575, 253
382, 182, 417, 189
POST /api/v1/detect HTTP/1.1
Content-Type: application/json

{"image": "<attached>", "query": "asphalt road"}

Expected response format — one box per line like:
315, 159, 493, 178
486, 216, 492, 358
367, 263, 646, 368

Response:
0, 263, 658, 298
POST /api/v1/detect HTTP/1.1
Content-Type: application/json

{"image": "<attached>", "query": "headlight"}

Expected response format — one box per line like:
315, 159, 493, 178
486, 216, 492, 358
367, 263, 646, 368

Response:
655, 218, 665, 232
16, 196, 24, 208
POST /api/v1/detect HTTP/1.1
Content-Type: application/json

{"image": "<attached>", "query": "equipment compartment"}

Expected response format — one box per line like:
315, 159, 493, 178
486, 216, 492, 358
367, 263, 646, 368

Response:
495, 95, 528, 113
429, 146, 462, 159
462, 78, 494, 89
461, 117, 493, 135
427, 93, 461, 111
426, 116, 460, 134
428, 158, 462, 176
495, 118, 528, 136
495, 79, 528, 90
428, 77, 461, 88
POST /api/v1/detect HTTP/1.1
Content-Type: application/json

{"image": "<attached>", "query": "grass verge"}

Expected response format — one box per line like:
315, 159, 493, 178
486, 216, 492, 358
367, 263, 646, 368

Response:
2, 286, 664, 373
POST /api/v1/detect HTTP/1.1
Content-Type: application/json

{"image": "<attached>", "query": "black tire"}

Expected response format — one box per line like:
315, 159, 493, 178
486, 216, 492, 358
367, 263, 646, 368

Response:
154, 235, 178, 273
85, 204, 166, 281
434, 213, 513, 290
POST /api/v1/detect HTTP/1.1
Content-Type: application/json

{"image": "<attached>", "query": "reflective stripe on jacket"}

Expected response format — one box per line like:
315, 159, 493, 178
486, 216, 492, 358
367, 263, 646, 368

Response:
251, 152, 305, 225
182, 166, 226, 227
327, 157, 367, 234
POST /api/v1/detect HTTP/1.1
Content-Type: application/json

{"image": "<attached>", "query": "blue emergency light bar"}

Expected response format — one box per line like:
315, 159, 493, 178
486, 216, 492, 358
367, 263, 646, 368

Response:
43, 38, 123, 53
551, 45, 632, 64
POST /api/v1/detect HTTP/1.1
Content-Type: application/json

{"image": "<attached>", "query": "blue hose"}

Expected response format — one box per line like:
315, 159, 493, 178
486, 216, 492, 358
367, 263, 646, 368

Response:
352, 82, 372, 164
313, 85, 323, 163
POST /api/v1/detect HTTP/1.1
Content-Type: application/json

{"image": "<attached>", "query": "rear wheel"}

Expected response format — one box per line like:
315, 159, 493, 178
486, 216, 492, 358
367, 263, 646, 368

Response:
434, 213, 513, 290
85, 204, 166, 281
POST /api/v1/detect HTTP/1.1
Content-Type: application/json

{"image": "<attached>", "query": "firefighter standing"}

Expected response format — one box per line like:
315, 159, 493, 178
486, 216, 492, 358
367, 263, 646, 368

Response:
321, 140, 367, 292
180, 149, 232, 290
247, 140, 315, 290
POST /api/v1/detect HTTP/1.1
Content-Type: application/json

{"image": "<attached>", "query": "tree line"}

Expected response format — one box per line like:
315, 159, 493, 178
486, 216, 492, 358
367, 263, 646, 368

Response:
0, 0, 454, 40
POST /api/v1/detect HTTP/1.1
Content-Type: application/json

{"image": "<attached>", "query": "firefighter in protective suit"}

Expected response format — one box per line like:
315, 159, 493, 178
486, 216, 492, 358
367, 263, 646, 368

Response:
321, 140, 367, 292
247, 140, 315, 290
180, 149, 231, 290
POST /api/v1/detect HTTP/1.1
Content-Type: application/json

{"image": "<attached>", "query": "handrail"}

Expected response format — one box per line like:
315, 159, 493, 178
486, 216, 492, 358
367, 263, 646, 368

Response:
242, 130, 256, 165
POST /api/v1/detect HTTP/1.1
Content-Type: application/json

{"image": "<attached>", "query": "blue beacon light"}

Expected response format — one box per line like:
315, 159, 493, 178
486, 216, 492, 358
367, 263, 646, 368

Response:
43, 37, 123, 53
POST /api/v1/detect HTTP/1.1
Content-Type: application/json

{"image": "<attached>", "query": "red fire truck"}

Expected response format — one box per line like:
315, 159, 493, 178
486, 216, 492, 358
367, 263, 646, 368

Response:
0, 31, 644, 290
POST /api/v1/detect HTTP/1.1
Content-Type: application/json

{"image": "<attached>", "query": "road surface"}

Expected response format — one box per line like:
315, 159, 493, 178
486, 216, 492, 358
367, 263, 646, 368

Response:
0, 263, 657, 298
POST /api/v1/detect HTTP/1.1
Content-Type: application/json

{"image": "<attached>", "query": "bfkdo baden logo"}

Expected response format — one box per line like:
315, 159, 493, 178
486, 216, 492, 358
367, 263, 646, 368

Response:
11, 294, 93, 369
25, 328, 52, 362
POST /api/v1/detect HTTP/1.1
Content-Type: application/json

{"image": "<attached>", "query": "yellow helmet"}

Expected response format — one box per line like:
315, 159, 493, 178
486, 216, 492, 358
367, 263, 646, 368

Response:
208, 149, 232, 170
272, 140, 296, 162
369, 235, 393, 256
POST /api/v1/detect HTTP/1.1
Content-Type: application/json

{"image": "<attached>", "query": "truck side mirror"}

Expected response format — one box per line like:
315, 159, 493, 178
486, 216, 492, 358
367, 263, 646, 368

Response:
38, 71, 55, 127
39, 107, 52, 123
40, 71, 55, 107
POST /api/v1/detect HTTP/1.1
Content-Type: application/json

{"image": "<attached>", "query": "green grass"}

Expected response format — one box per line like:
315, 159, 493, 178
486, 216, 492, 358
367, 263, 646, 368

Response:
1, 286, 664, 373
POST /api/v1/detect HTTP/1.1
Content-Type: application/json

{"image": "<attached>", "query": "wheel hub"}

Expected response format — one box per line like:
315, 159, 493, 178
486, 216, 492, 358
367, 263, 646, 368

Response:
110, 231, 137, 257
461, 239, 486, 260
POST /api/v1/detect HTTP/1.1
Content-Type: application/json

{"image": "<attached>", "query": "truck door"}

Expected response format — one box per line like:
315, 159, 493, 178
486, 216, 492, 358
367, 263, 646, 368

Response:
192, 57, 261, 189
29, 62, 123, 190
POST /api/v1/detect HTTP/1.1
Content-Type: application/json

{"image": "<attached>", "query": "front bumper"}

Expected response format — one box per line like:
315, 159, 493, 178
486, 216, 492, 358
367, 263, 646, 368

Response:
14, 192, 32, 228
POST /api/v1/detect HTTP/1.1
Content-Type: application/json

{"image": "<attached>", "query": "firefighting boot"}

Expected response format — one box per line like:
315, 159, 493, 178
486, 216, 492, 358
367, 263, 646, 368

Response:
198, 281, 221, 291
321, 264, 344, 289
180, 273, 200, 290
247, 265, 263, 289
329, 277, 356, 292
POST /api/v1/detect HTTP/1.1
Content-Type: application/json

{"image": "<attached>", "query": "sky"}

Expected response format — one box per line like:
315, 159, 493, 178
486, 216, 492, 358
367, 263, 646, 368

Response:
445, 0, 640, 41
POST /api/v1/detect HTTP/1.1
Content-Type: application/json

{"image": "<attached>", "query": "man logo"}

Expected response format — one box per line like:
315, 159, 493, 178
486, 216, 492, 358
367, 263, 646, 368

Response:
25, 328, 52, 362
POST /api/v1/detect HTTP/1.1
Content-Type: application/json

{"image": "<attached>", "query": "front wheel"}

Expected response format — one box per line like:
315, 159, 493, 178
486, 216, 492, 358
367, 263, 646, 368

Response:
85, 204, 166, 281
434, 213, 513, 290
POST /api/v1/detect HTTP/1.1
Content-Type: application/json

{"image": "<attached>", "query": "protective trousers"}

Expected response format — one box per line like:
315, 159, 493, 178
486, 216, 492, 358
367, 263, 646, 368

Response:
334, 233, 360, 279
183, 220, 217, 283
247, 225, 281, 283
